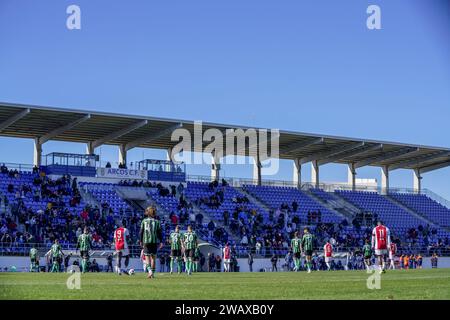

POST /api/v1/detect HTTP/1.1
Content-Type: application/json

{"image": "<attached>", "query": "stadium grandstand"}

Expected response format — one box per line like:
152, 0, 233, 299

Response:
1, 101, 450, 272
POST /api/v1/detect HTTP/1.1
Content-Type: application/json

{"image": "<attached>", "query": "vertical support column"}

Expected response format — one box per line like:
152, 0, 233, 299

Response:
381, 165, 389, 194
253, 156, 262, 186
211, 155, 221, 181
33, 138, 42, 167
166, 147, 173, 161
119, 144, 127, 167
413, 168, 422, 194
293, 158, 301, 189
311, 160, 319, 188
86, 142, 94, 155
348, 163, 356, 190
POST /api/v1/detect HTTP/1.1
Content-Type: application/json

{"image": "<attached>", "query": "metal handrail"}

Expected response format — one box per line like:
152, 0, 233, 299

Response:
1, 242, 448, 258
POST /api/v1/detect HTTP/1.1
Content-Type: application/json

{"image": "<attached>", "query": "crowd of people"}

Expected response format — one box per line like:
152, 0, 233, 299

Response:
1, 166, 449, 264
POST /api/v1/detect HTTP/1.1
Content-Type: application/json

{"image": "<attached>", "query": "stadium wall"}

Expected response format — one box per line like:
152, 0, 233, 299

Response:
1, 257, 449, 272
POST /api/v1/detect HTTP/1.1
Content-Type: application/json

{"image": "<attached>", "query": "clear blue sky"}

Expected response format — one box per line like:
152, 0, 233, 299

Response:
0, 0, 449, 198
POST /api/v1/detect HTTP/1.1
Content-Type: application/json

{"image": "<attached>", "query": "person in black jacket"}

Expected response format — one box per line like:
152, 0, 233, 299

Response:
270, 254, 278, 272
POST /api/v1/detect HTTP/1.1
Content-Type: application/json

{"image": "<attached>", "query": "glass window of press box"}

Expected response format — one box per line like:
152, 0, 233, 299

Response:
42, 153, 98, 167
137, 159, 185, 173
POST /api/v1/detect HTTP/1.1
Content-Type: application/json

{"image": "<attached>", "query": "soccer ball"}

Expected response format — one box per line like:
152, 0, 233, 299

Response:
128, 268, 135, 275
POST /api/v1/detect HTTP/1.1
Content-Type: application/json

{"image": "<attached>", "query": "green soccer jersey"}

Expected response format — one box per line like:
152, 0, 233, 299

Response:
170, 232, 182, 250
183, 231, 197, 250
194, 247, 200, 258
140, 217, 162, 244
301, 233, 314, 252
77, 233, 92, 251
363, 244, 372, 257
291, 238, 301, 253
30, 248, 38, 259
51, 244, 61, 258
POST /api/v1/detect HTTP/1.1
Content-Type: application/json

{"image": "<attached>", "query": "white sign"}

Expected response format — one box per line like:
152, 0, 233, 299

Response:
96, 168, 147, 180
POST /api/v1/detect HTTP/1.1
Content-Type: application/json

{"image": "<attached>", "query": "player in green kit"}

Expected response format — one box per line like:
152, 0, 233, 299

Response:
182, 225, 198, 275
290, 231, 302, 271
77, 227, 92, 273
140, 206, 163, 279
301, 228, 315, 273
29, 246, 39, 272
193, 246, 201, 272
362, 239, 372, 271
169, 225, 183, 274
46, 239, 64, 272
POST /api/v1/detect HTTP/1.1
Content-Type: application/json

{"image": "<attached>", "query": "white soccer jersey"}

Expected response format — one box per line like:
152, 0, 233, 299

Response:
371, 225, 391, 250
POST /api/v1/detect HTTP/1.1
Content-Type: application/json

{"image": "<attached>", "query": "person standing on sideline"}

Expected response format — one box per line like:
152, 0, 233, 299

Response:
270, 254, 278, 272
248, 252, 254, 272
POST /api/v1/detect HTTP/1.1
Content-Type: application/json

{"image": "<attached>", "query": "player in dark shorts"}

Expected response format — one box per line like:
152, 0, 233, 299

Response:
169, 225, 183, 274
77, 227, 92, 273
193, 246, 201, 272
362, 239, 372, 270
140, 206, 163, 279
182, 225, 198, 275
290, 231, 302, 271
301, 228, 315, 273
29, 247, 39, 272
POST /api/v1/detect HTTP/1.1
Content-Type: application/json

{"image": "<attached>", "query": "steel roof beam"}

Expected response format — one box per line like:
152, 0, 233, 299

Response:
281, 137, 324, 154
354, 147, 418, 169
418, 159, 450, 174
300, 142, 364, 165
38, 114, 91, 144
91, 120, 148, 149
0, 108, 30, 131
125, 122, 183, 151
318, 143, 383, 166
389, 151, 450, 171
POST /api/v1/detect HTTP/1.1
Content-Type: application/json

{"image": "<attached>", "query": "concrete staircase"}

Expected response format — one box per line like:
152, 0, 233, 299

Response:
235, 187, 272, 213
79, 186, 101, 208
303, 189, 357, 222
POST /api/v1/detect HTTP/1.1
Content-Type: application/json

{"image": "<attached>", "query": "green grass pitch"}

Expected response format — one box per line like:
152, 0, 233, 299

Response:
1, 269, 449, 300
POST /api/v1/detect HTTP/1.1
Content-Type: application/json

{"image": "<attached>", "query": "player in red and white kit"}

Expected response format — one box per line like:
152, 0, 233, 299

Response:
223, 243, 231, 272
323, 241, 333, 271
113, 222, 130, 275
389, 242, 397, 270
371, 220, 391, 274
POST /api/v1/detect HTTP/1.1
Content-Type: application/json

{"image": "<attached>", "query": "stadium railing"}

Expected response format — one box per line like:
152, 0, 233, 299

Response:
1, 242, 449, 258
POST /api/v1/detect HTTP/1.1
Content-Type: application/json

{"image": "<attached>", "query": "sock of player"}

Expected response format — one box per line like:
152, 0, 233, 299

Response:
170, 258, 174, 272
307, 262, 312, 271
186, 260, 191, 273
177, 259, 183, 273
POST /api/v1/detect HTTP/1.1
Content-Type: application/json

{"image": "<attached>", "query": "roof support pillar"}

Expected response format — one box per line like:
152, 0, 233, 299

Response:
293, 158, 301, 189
381, 165, 389, 194
166, 147, 173, 161
211, 155, 221, 182
253, 156, 262, 186
413, 168, 422, 194
311, 160, 319, 188
86, 142, 94, 155
348, 163, 356, 191
33, 138, 42, 167
119, 144, 127, 167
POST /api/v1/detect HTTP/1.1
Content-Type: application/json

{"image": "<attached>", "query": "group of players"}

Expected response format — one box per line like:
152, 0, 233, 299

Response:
29, 207, 405, 276
138, 207, 201, 278
293, 220, 398, 273
30, 206, 201, 278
